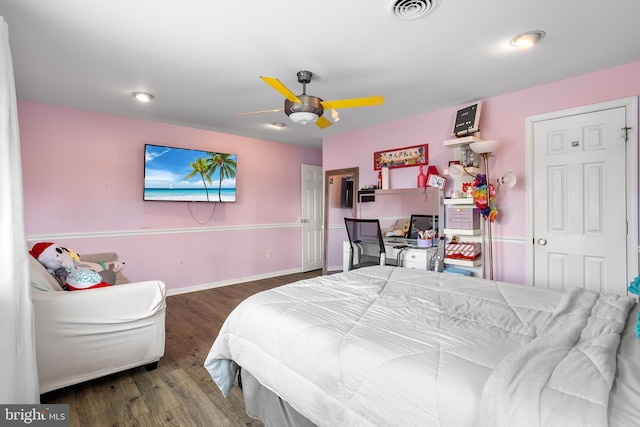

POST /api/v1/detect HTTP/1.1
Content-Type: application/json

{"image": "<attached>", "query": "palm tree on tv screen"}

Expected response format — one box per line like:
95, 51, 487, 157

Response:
207, 153, 236, 202
185, 157, 212, 201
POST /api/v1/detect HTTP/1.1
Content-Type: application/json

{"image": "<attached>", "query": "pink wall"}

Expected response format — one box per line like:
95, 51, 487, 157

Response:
323, 60, 640, 283
19, 101, 322, 292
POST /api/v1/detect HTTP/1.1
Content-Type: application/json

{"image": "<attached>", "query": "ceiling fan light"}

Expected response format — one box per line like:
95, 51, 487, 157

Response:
289, 111, 319, 125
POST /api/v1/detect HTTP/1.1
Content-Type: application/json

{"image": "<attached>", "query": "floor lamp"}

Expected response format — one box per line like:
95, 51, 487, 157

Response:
468, 140, 500, 280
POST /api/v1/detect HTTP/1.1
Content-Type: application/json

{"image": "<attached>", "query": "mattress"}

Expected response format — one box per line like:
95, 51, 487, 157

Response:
204, 266, 640, 427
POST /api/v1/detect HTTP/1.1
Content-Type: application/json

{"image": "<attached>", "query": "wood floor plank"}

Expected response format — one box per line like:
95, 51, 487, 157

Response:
132, 366, 181, 413
120, 406, 199, 427
74, 375, 122, 427
40, 269, 322, 427
163, 368, 242, 427
112, 371, 152, 421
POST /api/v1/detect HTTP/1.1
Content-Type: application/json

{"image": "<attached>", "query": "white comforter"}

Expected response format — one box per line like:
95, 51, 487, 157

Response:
204, 266, 635, 427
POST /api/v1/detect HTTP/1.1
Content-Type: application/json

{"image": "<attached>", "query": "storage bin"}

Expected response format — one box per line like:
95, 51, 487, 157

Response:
445, 205, 480, 230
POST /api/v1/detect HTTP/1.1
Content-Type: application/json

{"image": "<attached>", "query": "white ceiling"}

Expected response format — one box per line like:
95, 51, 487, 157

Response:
2, 0, 639, 148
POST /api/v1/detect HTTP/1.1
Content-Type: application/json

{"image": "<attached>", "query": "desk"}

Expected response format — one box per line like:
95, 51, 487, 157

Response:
343, 241, 437, 272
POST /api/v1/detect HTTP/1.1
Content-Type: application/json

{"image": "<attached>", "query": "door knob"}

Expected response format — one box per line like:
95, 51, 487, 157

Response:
537, 238, 547, 246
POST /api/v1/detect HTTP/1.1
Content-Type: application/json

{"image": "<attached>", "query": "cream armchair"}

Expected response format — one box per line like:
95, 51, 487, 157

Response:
29, 252, 166, 394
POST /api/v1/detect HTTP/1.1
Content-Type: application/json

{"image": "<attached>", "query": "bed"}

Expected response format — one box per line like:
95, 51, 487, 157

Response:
204, 266, 640, 427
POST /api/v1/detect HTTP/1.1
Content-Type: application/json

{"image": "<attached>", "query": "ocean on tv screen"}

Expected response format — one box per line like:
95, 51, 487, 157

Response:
144, 187, 236, 202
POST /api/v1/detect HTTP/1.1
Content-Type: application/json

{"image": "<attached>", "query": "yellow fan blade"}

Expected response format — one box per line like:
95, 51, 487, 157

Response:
260, 76, 302, 103
236, 108, 283, 116
315, 115, 332, 129
321, 95, 384, 110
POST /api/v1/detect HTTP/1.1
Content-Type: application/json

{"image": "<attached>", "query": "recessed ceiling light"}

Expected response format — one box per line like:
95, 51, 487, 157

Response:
271, 122, 286, 129
510, 30, 546, 48
131, 92, 154, 102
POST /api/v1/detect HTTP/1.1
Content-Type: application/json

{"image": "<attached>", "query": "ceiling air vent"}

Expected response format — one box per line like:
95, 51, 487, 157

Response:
389, 0, 440, 20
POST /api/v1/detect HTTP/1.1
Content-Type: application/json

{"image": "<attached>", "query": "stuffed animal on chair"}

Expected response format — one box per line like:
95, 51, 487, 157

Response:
62, 247, 125, 274
29, 242, 113, 291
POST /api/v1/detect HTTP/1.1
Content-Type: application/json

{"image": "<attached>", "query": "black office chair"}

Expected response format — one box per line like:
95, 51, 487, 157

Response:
344, 218, 395, 270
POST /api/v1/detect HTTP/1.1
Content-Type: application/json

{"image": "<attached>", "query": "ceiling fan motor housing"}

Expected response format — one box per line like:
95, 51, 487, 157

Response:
285, 95, 324, 118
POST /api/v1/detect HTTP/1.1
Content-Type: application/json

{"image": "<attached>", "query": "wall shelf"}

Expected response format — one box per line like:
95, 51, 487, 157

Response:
444, 197, 476, 205
443, 135, 483, 148
443, 258, 483, 267
374, 188, 428, 196
358, 187, 431, 203
444, 228, 482, 236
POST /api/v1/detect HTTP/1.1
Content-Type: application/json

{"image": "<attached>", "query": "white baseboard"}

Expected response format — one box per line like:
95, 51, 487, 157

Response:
327, 265, 344, 273
166, 268, 302, 296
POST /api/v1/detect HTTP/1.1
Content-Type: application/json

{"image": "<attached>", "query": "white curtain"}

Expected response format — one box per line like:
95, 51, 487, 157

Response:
0, 16, 39, 403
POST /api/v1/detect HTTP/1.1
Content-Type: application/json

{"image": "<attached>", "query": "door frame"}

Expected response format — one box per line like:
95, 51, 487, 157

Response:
323, 167, 359, 275
525, 96, 638, 288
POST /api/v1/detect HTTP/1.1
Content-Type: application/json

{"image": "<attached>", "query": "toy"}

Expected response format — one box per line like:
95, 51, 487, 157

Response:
628, 275, 640, 339
628, 275, 640, 296
29, 242, 113, 291
402, 221, 410, 237
62, 246, 125, 273
473, 174, 498, 222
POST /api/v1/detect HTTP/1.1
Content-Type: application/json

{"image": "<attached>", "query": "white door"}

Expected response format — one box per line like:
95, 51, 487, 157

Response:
302, 164, 323, 272
529, 103, 635, 295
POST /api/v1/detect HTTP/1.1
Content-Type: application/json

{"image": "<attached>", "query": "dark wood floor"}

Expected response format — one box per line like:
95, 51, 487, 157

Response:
41, 269, 323, 427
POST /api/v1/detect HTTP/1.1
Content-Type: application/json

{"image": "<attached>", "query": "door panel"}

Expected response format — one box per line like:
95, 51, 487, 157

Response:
302, 165, 323, 272
533, 107, 627, 294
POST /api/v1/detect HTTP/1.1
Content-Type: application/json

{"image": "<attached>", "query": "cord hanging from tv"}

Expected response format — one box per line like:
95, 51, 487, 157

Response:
144, 143, 237, 203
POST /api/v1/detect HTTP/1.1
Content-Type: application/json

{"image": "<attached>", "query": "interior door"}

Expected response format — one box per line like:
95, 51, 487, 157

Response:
531, 107, 628, 295
301, 164, 323, 272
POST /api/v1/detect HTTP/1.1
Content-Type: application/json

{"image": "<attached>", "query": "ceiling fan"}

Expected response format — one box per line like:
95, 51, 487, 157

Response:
238, 70, 384, 129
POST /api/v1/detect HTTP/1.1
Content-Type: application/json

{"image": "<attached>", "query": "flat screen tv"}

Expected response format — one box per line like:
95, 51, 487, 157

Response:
144, 144, 237, 202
